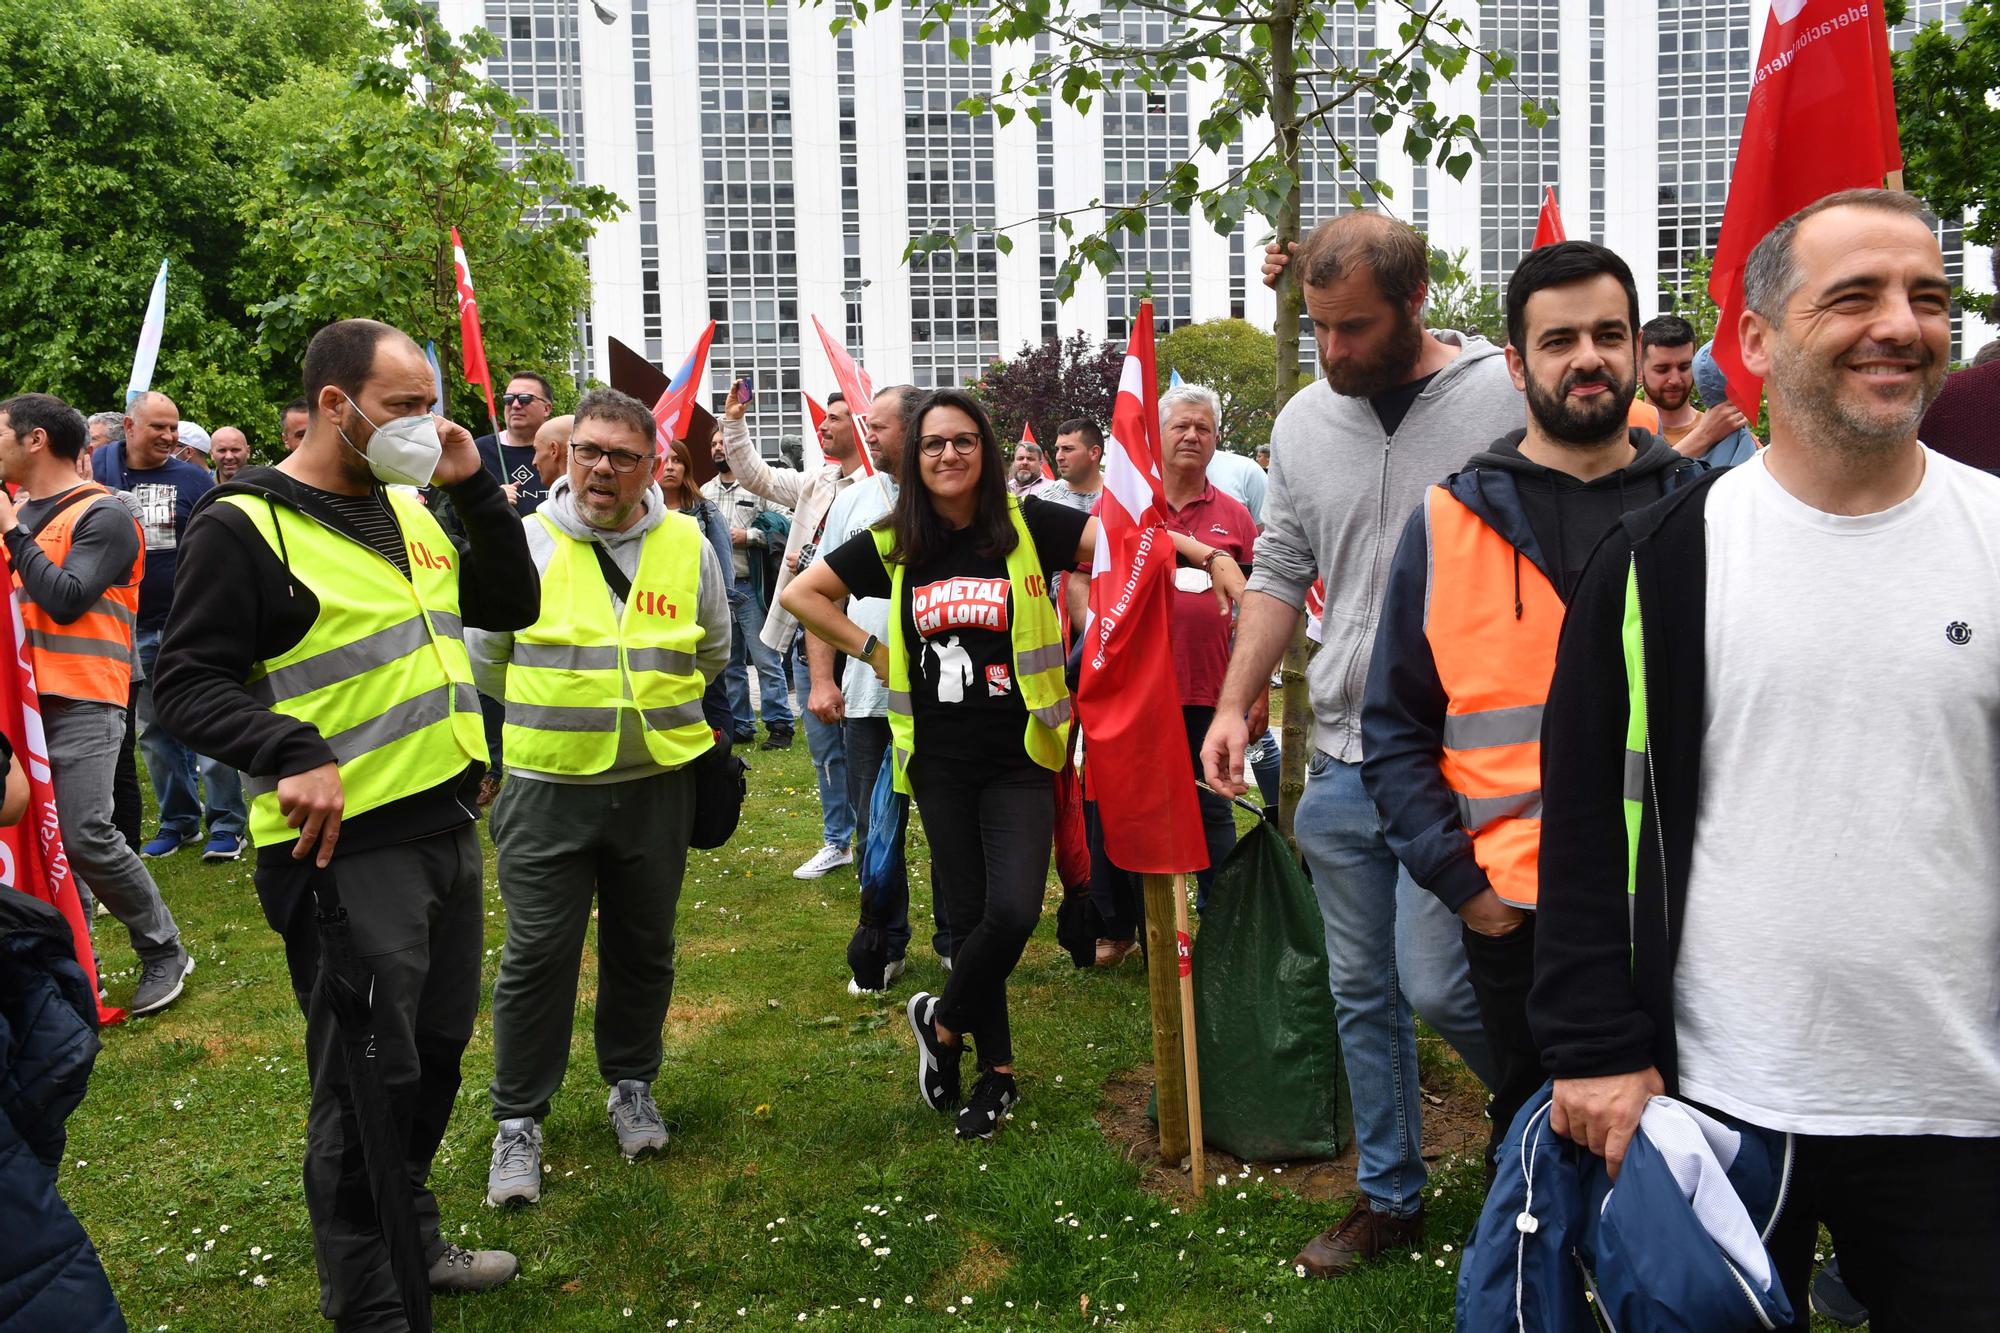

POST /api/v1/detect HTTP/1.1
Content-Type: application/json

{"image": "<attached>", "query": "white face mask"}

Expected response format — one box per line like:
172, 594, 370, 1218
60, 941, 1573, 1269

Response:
338, 395, 442, 488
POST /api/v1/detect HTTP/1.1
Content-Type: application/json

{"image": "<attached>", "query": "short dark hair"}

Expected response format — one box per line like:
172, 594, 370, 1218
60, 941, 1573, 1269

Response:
1505, 241, 1641, 352
1054, 418, 1104, 453
1640, 315, 1696, 351
572, 388, 655, 449
505, 371, 554, 399
302, 319, 404, 419
885, 388, 1014, 566
1292, 212, 1429, 307
1743, 188, 1938, 318
0, 393, 86, 462
282, 397, 309, 419
826, 391, 846, 406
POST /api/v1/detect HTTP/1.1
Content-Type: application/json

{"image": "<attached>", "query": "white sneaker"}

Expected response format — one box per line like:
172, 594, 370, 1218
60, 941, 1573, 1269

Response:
793, 843, 854, 880
847, 956, 907, 997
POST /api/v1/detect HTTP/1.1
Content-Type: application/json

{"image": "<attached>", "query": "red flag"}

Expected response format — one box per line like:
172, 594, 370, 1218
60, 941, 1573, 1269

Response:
651, 321, 716, 476
449, 228, 499, 431
810, 316, 876, 475
0, 572, 119, 1025
1021, 422, 1055, 481
1708, 0, 1902, 416
801, 391, 830, 473
1532, 187, 1567, 249
1076, 300, 1208, 874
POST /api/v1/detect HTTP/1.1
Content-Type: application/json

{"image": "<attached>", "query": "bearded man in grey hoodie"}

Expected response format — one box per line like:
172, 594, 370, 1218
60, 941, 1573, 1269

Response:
467, 388, 732, 1206
1202, 213, 1516, 1276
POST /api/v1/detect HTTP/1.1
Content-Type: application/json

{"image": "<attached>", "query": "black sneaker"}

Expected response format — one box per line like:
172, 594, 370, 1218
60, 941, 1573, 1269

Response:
759, 726, 795, 751
956, 1070, 1018, 1140
906, 991, 961, 1111
1809, 1257, 1869, 1327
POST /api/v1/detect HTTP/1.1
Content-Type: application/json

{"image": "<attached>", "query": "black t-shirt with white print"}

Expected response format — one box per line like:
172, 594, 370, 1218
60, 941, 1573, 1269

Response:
823, 496, 1088, 768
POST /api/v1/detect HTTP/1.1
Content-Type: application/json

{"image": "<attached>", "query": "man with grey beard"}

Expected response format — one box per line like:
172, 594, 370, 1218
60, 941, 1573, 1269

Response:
1532, 188, 2000, 1327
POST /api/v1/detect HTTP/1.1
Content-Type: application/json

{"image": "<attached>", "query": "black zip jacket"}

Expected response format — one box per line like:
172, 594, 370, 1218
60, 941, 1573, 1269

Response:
1528, 468, 1729, 1091
153, 465, 537, 866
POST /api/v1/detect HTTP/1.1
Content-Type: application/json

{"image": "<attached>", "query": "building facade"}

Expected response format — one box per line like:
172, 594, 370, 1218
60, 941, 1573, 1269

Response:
442, 0, 1993, 437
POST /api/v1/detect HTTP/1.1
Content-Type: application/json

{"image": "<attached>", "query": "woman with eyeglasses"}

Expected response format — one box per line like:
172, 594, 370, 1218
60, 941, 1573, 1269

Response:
782, 387, 1244, 1141
658, 434, 737, 615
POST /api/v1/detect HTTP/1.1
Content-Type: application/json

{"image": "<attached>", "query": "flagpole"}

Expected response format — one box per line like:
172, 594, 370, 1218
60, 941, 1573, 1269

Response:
1170, 872, 1206, 1197
1142, 872, 1191, 1168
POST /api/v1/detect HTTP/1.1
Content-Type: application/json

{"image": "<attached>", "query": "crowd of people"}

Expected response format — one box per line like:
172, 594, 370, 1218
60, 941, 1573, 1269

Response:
2, 183, 1995, 1333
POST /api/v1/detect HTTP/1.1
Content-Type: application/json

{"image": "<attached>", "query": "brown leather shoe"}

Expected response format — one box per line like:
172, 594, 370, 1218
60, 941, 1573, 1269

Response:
1291, 1202, 1425, 1278
1094, 938, 1138, 968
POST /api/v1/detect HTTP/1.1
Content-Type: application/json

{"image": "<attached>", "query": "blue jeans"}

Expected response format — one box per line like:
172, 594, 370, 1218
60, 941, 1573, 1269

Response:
721, 587, 793, 734
1293, 752, 1494, 1218
802, 706, 852, 850
135, 626, 246, 841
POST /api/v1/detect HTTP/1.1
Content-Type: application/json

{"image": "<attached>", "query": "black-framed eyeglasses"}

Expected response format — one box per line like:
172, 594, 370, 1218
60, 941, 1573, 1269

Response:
918, 433, 982, 458
572, 442, 650, 474
501, 392, 546, 408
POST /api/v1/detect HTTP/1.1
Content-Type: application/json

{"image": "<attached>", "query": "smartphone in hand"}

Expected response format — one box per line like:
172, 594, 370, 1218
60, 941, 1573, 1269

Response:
733, 376, 755, 404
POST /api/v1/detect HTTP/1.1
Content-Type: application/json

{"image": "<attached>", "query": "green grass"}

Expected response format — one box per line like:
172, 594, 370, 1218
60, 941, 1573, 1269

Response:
68, 742, 1491, 1332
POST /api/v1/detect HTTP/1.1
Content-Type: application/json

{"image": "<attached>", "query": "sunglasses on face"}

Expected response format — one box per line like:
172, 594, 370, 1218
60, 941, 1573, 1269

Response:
572, 442, 650, 474
918, 434, 982, 458
501, 393, 546, 408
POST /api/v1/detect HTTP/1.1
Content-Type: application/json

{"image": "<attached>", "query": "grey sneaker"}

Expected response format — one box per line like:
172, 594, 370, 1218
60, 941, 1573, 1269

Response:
486, 1118, 542, 1207
130, 945, 193, 1016
427, 1242, 519, 1292
607, 1079, 669, 1159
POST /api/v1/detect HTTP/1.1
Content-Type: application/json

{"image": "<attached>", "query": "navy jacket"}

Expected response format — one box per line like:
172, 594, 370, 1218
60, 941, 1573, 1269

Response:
0, 889, 125, 1332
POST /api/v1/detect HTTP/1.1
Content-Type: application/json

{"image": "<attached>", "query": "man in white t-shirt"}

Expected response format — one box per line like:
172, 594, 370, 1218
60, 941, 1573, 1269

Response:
1028, 419, 1104, 514
1532, 188, 2000, 1327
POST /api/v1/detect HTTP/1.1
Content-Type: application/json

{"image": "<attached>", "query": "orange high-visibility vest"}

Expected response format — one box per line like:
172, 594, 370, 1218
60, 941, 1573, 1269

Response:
1422, 486, 1563, 909
15, 483, 143, 706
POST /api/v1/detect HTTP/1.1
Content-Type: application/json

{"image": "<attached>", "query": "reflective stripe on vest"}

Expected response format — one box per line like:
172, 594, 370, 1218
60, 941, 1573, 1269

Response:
500, 511, 711, 776
221, 491, 486, 847
15, 484, 142, 706
1424, 486, 1564, 909
874, 497, 1071, 795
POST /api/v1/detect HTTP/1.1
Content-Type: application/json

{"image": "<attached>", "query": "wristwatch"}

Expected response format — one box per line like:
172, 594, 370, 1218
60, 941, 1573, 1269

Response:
860, 634, 880, 659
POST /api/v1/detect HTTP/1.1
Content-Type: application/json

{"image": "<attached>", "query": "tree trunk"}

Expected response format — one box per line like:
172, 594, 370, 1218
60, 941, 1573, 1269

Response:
1268, 1, 1312, 842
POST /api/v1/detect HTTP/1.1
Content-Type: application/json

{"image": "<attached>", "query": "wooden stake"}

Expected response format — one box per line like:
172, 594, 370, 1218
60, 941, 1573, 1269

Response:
1141, 872, 1189, 1165
1886, 168, 1905, 192
1170, 873, 1206, 1197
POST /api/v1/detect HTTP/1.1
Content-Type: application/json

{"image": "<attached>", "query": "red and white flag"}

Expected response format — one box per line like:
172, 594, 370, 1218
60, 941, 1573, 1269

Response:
1076, 301, 1209, 874
0, 574, 118, 1025
449, 228, 499, 431
811, 316, 876, 475
801, 391, 829, 473
1532, 186, 1567, 249
1708, 0, 1901, 416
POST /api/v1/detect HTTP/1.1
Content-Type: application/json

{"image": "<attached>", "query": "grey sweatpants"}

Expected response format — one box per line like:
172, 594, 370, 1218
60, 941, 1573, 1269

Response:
43, 696, 180, 961
488, 769, 695, 1123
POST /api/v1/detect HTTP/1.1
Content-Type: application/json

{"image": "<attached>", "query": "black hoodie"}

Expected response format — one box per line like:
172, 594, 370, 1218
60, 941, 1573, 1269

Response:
153, 464, 536, 867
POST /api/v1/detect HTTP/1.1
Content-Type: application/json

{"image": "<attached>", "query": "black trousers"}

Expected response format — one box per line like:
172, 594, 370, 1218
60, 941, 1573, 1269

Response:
1086, 705, 1238, 934
259, 823, 484, 1333
1767, 1130, 2000, 1332
114, 683, 142, 853
1458, 914, 1543, 1176
907, 754, 1052, 1070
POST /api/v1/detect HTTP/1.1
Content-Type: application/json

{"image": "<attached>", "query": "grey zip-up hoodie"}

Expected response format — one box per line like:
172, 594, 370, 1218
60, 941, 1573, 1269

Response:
1246, 331, 1522, 762
466, 476, 732, 784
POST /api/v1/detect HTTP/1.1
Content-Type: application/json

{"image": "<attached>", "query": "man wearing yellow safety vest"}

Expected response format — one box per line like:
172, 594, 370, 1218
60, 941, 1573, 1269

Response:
0, 392, 190, 1015
468, 388, 729, 1206
1358, 242, 1702, 1173
155, 320, 538, 1330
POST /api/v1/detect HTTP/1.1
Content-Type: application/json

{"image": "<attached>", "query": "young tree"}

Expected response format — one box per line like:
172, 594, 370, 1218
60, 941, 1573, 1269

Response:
239, 0, 622, 428
1893, 0, 1999, 320
1155, 319, 1278, 455
1419, 247, 1506, 346
968, 332, 1127, 445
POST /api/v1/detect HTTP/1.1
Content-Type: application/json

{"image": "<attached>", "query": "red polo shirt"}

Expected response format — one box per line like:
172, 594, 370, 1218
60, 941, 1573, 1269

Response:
1096, 481, 1257, 708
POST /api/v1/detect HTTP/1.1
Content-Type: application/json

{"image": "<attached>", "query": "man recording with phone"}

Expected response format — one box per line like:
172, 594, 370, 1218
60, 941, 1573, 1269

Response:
713, 375, 869, 881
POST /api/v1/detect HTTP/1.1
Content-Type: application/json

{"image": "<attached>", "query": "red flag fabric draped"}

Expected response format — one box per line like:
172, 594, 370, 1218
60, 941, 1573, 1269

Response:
449, 228, 498, 431
0, 580, 119, 1025
1532, 187, 1567, 249
1076, 301, 1209, 874
1708, 0, 1902, 416
810, 316, 876, 475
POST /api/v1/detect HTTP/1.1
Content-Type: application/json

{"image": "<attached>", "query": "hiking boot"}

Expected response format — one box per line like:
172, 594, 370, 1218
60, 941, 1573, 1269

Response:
760, 725, 795, 751
956, 1070, 1018, 1140
1809, 1257, 1869, 1327
1291, 1202, 1425, 1278
607, 1079, 670, 1159
907, 991, 962, 1111
848, 956, 907, 998
486, 1118, 542, 1207
201, 830, 246, 863
795, 842, 854, 880
130, 945, 193, 1016
428, 1243, 519, 1292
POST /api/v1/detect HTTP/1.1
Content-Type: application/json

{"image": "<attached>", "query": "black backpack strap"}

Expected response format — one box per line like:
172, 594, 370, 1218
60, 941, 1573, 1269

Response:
25, 484, 106, 540
589, 539, 633, 602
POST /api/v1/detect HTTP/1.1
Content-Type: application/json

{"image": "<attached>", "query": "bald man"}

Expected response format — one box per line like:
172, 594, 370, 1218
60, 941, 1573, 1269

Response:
210, 427, 250, 484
